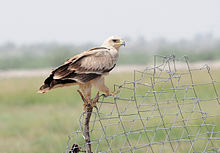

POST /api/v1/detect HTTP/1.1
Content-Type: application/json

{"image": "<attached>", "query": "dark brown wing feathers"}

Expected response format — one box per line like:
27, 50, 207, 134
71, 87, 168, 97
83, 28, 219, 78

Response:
39, 47, 115, 92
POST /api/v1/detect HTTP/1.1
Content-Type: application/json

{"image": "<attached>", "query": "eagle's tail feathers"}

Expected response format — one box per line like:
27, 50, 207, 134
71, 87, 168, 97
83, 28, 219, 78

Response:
38, 84, 50, 93
38, 79, 78, 94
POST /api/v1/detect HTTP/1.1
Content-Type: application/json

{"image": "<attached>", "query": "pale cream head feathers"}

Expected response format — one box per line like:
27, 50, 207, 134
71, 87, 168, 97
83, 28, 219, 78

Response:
102, 36, 125, 51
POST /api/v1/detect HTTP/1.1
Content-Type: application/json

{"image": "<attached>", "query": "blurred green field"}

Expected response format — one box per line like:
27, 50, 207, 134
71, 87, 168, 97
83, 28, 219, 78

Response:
0, 69, 219, 153
0, 73, 133, 153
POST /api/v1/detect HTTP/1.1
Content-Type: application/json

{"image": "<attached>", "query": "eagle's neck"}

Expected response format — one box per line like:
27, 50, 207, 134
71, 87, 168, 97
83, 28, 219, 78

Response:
101, 43, 121, 51
107, 47, 119, 64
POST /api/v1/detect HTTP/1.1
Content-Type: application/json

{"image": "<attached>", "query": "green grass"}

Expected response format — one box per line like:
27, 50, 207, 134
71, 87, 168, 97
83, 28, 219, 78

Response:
0, 69, 219, 153
0, 73, 133, 153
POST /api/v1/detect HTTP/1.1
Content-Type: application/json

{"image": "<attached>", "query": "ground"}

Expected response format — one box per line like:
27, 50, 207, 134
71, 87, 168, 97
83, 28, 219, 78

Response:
0, 65, 219, 153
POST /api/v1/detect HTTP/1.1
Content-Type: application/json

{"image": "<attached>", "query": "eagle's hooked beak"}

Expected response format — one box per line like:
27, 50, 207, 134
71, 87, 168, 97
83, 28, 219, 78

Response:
120, 40, 126, 46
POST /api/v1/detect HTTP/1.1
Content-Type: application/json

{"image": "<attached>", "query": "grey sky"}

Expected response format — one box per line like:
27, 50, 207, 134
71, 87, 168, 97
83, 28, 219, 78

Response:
0, 0, 220, 44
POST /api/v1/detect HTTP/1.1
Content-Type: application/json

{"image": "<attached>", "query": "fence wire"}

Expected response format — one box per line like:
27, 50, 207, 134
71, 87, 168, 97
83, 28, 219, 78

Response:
64, 55, 220, 153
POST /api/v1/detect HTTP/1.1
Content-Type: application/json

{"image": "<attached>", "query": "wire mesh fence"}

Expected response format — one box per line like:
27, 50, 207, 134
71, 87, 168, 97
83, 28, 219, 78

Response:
64, 55, 220, 153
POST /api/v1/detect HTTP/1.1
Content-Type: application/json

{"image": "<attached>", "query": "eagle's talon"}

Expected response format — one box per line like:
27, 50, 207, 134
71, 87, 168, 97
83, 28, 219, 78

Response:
85, 92, 99, 109
90, 102, 97, 108
83, 100, 97, 111
102, 89, 121, 97
109, 89, 120, 97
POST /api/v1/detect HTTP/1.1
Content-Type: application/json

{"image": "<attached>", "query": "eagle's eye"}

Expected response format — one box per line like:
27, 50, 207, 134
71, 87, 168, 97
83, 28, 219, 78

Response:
112, 39, 118, 43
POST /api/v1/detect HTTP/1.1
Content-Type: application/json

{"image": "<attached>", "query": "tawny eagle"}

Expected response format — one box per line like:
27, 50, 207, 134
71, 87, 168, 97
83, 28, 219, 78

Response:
38, 36, 125, 100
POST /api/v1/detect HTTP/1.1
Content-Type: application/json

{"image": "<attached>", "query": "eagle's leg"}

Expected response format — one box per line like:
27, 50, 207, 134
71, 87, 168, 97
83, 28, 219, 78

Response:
90, 92, 99, 109
79, 84, 92, 110
93, 77, 120, 97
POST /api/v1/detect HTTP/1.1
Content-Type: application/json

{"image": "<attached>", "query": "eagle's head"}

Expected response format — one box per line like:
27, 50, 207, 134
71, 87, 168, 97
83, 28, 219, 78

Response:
102, 36, 125, 51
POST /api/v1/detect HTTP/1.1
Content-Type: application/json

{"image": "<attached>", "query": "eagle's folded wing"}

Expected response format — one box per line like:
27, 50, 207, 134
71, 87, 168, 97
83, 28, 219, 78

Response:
42, 47, 115, 88
53, 47, 114, 80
